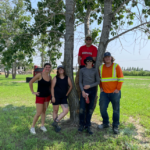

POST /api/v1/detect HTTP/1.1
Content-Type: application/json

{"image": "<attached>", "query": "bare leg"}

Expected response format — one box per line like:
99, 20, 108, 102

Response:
41, 102, 49, 126
57, 104, 69, 121
32, 104, 43, 127
53, 105, 59, 120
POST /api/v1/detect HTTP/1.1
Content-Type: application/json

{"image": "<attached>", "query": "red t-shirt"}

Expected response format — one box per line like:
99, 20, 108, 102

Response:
78, 45, 98, 66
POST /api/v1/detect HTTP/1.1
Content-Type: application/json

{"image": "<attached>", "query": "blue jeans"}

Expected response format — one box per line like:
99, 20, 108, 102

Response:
79, 87, 97, 127
99, 91, 121, 128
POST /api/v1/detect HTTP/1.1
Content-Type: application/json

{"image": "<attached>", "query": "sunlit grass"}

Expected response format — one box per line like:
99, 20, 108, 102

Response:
0, 74, 150, 149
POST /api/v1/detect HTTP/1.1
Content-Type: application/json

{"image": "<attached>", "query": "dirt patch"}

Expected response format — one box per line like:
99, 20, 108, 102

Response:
128, 117, 150, 144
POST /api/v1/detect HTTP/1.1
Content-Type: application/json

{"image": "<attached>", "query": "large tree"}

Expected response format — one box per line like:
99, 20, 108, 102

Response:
23, 0, 150, 123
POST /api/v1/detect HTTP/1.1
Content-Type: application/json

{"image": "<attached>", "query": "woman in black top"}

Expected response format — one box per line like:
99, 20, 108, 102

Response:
51, 65, 72, 132
29, 63, 52, 134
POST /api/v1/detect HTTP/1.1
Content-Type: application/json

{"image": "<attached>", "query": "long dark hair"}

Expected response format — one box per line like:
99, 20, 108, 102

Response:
57, 68, 66, 77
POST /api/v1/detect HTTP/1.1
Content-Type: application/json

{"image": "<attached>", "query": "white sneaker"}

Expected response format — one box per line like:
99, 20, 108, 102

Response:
40, 126, 47, 132
30, 127, 36, 134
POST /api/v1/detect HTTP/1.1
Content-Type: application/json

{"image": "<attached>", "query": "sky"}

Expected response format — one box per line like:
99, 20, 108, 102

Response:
30, 0, 150, 71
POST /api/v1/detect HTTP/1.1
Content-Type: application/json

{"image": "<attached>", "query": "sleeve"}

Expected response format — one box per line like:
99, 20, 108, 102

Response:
78, 47, 82, 57
89, 69, 100, 88
116, 65, 124, 90
92, 46, 98, 57
79, 69, 84, 91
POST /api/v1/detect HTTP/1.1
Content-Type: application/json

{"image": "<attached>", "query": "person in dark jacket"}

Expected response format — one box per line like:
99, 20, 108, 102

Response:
51, 65, 72, 132
29, 63, 52, 134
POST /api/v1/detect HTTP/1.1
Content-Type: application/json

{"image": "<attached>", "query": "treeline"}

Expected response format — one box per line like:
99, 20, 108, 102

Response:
122, 67, 146, 71
123, 71, 150, 76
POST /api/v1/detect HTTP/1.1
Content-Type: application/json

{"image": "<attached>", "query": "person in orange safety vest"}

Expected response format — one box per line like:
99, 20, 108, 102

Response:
97, 52, 124, 134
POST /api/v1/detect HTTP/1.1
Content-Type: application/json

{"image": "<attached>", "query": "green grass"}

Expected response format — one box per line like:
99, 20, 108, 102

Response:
0, 74, 150, 150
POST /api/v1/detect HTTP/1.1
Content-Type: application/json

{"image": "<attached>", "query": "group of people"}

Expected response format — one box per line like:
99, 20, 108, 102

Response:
29, 34, 124, 135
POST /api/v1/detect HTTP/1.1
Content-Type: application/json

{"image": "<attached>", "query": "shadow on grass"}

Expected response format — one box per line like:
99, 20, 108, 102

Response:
0, 104, 148, 150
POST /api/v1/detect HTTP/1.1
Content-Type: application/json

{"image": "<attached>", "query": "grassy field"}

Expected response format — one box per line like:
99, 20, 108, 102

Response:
0, 74, 150, 150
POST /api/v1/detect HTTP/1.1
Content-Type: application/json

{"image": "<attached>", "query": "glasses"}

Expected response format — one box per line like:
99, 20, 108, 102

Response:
86, 60, 93, 62
86, 38, 92, 41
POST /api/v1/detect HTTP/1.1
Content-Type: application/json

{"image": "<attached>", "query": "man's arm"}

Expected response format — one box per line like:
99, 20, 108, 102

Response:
92, 57, 96, 61
116, 65, 124, 90
78, 56, 81, 66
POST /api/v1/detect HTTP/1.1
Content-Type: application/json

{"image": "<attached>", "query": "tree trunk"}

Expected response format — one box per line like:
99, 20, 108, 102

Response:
64, 0, 79, 124
4, 69, 9, 78
41, 49, 44, 68
12, 61, 16, 79
95, 0, 113, 69
84, 4, 91, 36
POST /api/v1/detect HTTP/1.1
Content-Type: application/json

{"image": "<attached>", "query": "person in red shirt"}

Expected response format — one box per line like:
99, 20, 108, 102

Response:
78, 34, 97, 68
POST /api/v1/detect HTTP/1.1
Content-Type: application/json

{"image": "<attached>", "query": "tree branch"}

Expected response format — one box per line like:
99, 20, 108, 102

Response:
108, 21, 150, 43
113, 0, 131, 16
46, 30, 65, 37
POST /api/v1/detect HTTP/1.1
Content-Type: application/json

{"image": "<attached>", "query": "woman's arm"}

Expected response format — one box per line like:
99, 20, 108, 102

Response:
51, 77, 56, 103
49, 75, 52, 93
29, 73, 41, 96
66, 77, 72, 96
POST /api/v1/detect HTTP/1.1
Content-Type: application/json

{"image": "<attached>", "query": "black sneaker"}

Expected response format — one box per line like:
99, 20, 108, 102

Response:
113, 127, 119, 134
52, 121, 61, 132
78, 125, 84, 132
97, 124, 110, 129
87, 127, 93, 135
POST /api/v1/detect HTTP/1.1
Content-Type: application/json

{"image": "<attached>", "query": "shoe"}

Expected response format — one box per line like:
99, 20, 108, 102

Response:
113, 127, 119, 134
97, 124, 109, 129
52, 121, 61, 132
87, 127, 93, 135
40, 126, 47, 132
30, 127, 36, 135
78, 125, 84, 132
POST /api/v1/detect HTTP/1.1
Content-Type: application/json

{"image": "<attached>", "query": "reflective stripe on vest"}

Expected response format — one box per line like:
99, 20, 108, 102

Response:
100, 63, 124, 82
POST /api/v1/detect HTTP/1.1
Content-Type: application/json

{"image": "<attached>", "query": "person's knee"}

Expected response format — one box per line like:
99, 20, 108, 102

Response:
42, 109, 46, 114
89, 109, 93, 115
36, 112, 42, 117
79, 108, 84, 114
63, 108, 69, 114
53, 109, 58, 114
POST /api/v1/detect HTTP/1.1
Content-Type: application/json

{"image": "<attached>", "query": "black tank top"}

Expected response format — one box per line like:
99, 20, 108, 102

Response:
54, 76, 68, 98
37, 74, 51, 97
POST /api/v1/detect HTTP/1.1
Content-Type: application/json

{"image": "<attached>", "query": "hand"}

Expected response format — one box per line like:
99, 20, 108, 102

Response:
113, 89, 119, 93
82, 91, 86, 98
52, 97, 55, 103
32, 92, 40, 96
100, 88, 103, 92
84, 85, 90, 90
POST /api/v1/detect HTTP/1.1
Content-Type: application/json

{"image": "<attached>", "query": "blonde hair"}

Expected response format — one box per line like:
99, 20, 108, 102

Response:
103, 56, 115, 63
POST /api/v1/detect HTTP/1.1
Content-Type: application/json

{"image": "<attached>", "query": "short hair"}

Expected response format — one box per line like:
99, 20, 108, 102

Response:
44, 63, 51, 67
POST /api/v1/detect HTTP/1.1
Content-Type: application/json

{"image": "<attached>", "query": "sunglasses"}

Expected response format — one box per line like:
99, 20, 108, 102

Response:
86, 38, 92, 41
86, 60, 93, 62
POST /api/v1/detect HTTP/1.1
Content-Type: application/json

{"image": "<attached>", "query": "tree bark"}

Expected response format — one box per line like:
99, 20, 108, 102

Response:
64, 0, 79, 124
95, 0, 113, 69
84, 4, 91, 36
4, 69, 9, 78
12, 61, 16, 79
